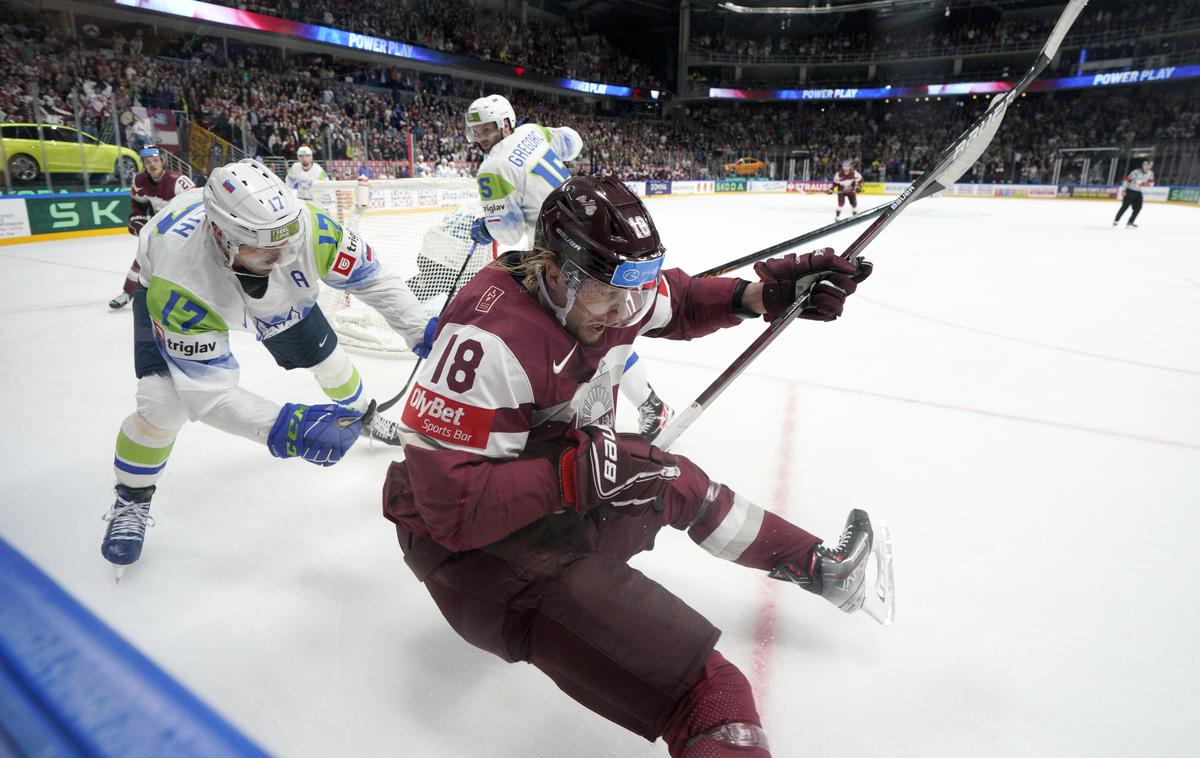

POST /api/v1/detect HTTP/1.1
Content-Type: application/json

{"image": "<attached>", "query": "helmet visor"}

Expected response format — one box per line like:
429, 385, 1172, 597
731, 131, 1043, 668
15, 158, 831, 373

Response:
236, 239, 301, 271
559, 256, 662, 329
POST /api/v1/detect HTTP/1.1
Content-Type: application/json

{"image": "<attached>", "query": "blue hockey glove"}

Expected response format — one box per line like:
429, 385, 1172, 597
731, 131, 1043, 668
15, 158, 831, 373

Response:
267, 403, 361, 466
470, 216, 494, 245
413, 317, 439, 359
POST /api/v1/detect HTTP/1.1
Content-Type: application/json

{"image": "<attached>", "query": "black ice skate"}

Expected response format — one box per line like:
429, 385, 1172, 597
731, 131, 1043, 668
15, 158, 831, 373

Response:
637, 389, 673, 442
109, 292, 132, 309
769, 508, 895, 625
101, 485, 156, 582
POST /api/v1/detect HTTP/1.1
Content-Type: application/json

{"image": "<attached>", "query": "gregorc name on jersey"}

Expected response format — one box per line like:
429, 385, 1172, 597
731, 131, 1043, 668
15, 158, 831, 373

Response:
506, 130, 542, 168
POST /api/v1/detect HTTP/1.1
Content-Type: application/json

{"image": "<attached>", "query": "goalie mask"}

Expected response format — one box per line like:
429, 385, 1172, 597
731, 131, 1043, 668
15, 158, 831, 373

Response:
204, 159, 306, 271
534, 175, 664, 330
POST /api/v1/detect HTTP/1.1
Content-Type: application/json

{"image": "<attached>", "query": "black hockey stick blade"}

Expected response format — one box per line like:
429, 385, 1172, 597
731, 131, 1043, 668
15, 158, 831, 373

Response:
655, 0, 1088, 452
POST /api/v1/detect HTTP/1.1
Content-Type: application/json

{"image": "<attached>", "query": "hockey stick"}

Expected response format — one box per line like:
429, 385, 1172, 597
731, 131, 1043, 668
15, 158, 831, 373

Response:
339, 240, 482, 430
655, 0, 1088, 452
698, 201, 888, 278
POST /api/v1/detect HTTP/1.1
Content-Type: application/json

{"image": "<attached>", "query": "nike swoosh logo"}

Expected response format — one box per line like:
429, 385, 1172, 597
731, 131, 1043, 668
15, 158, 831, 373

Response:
552, 343, 577, 374
318, 336, 329, 348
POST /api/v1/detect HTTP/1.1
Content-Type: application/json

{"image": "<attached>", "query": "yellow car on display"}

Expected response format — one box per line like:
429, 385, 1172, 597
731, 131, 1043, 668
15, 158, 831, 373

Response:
1, 123, 141, 184
722, 157, 767, 176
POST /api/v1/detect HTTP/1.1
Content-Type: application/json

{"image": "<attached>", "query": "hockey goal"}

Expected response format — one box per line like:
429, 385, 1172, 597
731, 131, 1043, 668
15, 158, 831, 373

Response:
310, 177, 497, 356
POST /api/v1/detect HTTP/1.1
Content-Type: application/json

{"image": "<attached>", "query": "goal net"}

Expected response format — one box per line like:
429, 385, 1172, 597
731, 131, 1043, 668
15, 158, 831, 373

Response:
310, 177, 497, 356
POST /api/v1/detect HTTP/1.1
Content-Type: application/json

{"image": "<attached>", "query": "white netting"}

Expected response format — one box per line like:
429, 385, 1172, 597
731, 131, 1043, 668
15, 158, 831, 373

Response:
311, 177, 497, 356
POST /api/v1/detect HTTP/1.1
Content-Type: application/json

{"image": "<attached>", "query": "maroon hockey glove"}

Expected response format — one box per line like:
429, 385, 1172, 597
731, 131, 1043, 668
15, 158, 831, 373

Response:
128, 213, 149, 236
559, 425, 682, 512
752, 247, 873, 322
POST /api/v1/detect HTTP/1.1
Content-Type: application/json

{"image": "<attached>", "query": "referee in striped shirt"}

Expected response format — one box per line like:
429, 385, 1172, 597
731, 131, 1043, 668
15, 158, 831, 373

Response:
1114, 160, 1154, 228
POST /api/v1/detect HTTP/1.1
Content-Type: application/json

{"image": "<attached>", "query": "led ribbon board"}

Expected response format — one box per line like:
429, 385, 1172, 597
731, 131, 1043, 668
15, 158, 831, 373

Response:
114, 0, 650, 98
709, 64, 1200, 101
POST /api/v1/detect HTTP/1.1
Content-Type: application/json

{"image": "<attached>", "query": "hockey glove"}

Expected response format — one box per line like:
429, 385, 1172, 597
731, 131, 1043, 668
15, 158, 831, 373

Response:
753, 248, 873, 322
469, 217, 494, 245
559, 425, 681, 512
413, 317, 438, 359
268, 403, 361, 466
128, 213, 149, 235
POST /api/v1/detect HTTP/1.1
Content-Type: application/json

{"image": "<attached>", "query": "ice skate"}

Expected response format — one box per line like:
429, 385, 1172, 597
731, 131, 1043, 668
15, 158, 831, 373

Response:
637, 389, 673, 443
101, 485, 156, 582
362, 412, 407, 446
769, 508, 895, 625
1127, 222, 1138, 228
109, 292, 132, 309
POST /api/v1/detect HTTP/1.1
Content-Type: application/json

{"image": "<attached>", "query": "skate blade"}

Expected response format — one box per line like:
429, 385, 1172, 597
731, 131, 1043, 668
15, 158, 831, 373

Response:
861, 522, 895, 626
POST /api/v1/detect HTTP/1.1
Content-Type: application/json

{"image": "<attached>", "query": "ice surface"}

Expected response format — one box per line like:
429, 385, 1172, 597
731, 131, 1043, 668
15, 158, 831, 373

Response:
2, 192, 1198, 757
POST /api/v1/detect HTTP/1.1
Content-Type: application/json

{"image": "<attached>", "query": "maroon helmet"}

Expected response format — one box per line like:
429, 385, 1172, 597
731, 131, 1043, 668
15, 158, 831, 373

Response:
534, 176, 665, 328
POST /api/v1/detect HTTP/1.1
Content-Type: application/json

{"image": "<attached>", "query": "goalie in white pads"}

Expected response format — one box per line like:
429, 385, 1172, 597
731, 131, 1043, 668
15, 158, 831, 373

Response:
464, 94, 674, 441
102, 159, 433, 580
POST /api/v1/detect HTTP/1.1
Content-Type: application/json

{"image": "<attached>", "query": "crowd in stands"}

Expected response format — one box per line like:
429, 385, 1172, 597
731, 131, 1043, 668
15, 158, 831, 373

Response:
683, 84, 1200, 184
210, 0, 662, 89
2, 7, 1198, 188
691, 0, 1200, 63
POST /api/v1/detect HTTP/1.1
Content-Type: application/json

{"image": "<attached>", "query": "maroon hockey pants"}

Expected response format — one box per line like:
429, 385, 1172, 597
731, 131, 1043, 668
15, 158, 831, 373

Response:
397, 500, 775, 755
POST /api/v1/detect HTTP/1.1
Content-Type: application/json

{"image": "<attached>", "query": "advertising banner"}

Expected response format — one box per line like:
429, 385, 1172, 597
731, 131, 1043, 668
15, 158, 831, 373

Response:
645, 180, 671, 196
1168, 186, 1200, 203
23, 194, 129, 235
748, 180, 787, 193
1067, 185, 1120, 199
0, 199, 31, 241
1025, 185, 1059, 198
669, 181, 713, 195
786, 180, 829, 193
623, 181, 647, 197
715, 178, 748, 193
860, 182, 885, 195
1141, 186, 1170, 202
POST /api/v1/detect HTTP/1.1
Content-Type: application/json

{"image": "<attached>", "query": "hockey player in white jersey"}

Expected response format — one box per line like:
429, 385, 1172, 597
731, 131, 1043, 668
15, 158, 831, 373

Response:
101, 159, 433, 580
464, 94, 674, 440
286, 145, 327, 201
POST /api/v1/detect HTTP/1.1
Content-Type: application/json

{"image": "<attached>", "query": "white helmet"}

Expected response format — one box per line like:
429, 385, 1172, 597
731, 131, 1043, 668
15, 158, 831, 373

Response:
842, 160, 852, 170
204, 159, 306, 268
465, 95, 516, 144
297, 145, 313, 158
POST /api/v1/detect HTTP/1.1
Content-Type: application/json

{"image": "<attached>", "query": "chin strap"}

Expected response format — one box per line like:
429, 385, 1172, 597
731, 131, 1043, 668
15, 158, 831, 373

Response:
535, 267, 577, 327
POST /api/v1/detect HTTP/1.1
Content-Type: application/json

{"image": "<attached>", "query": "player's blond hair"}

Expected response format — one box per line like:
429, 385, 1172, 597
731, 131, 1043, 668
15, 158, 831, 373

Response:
494, 247, 558, 291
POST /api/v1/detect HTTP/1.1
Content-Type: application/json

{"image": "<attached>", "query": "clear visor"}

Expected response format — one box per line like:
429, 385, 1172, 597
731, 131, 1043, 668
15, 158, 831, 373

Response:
236, 239, 301, 271
465, 120, 501, 146
555, 257, 662, 329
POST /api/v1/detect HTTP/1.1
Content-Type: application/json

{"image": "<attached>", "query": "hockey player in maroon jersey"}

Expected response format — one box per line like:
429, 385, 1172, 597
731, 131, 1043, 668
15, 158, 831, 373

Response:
828, 159, 864, 220
109, 145, 195, 309
384, 176, 887, 757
